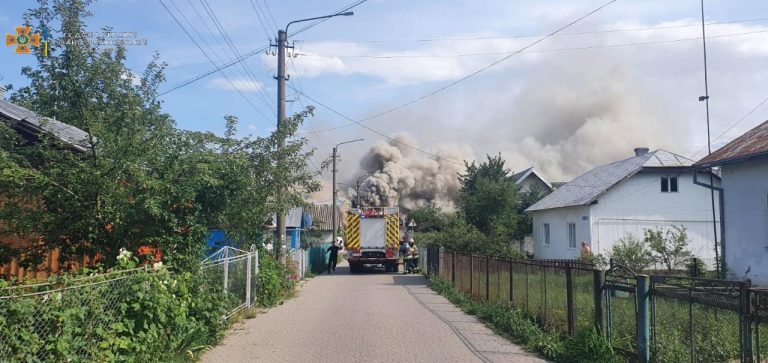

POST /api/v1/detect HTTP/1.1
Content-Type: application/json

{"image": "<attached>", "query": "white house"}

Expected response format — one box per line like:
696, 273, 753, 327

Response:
526, 148, 720, 267
694, 120, 768, 285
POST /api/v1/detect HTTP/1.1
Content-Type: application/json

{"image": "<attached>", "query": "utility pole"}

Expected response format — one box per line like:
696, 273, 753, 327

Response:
273, 11, 354, 260
274, 29, 288, 261
332, 139, 364, 243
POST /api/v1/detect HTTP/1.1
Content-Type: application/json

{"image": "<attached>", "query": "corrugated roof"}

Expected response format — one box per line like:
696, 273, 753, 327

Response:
695, 120, 768, 166
526, 149, 693, 212
0, 99, 89, 152
304, 203, 342, 231
511, 166, 553, 190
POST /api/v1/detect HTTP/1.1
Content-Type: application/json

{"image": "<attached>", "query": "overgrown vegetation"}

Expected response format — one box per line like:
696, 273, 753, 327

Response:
429, 278, 622, 363
0, 0, 320, 271
606, 226, 694, 273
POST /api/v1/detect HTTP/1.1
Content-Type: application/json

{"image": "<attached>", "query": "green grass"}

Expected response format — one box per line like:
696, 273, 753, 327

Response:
429, 277, 623, 363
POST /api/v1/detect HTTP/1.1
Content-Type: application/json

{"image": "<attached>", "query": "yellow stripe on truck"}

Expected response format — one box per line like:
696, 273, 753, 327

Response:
385, 214, 399, 248
346, 213, 361, 249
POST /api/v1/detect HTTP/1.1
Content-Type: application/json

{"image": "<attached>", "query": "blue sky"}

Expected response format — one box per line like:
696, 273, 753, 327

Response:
3, 0, 768, 197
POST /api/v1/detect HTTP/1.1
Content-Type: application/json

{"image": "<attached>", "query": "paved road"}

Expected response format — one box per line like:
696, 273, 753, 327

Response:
202, 261, 547, 363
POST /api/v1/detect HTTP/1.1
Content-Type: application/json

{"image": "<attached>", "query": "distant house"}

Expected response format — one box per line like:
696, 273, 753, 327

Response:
304, 203, 345, 245
694, 120, 768, 285
511, 167, 553, 195
526, 148, 720, 266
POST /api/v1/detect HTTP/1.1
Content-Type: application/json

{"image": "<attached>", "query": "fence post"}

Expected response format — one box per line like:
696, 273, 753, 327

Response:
485, 256, 490, 301
566, 266, 575, 337
223, 256, 229, 291
509, 259, 514, 305
469, 255, 474, 298
593, 269, 604, 335
246, 252, 252, 308
742, 284, 754, 363
451, 252, 455, 284
636, 274, 650, 363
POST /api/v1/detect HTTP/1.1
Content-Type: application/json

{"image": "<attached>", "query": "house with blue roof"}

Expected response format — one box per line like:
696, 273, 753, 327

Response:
526, 147, 720, 268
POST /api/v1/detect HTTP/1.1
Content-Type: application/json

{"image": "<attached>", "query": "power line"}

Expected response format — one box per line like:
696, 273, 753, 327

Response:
158, 0, 272, 122
261, 0, 279, 30
301, 17, 768, 44
300, 29, 768, 59
289, 85, 465, 166
248, 0, 274, 40
299, 0, 619, 132
690, 95, 768, 160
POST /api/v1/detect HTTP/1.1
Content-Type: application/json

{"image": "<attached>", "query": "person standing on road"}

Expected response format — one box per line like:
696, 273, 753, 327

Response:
327, 237, 342, 273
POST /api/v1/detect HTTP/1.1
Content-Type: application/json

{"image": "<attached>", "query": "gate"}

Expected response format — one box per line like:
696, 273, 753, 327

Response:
426, 245, 440, 277
604, 264, 643, 361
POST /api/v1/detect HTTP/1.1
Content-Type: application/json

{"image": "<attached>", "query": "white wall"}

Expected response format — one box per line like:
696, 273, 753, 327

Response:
590, 171, 720, 267
722, 158, 768, 285
532, 206, 591, 259
519, 175, 551, 195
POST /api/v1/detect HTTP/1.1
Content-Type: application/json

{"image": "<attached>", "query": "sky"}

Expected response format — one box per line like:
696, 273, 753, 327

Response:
2, 0, 768, 203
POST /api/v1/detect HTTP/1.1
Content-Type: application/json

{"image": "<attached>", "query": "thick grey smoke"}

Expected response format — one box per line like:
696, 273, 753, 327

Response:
355, 134, 468, 212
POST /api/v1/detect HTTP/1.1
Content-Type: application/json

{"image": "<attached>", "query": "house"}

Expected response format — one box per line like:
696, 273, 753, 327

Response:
694, 120, 768, 285
304, 203, 344, 245
511, 167, 553, 195
526, 147, 720, 267
0, 96, 91, 279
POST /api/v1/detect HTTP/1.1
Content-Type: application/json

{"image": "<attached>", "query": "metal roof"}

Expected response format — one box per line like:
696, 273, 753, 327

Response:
304, 203, 343, 231
511, 167, 553, 189
271, 207, 305, 229
0, 99, 89, 152
526, 149, 693, 212
695, 119, 768, 167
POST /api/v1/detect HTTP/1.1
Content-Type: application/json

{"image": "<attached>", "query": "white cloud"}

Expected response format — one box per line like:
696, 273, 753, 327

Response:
208, 77, 263, 92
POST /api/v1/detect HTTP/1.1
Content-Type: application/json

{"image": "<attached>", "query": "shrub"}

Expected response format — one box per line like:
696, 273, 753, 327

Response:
609, 233, 654, 272
644, 225, 692, 272
256, 253, 295, 307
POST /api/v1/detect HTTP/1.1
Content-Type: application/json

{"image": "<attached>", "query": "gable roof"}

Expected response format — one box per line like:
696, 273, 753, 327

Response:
304, 203, 343, 231
0, 99, 89, 153
526, 149, 693, 212
511, 167, 553, 189
694, 120, 768, 167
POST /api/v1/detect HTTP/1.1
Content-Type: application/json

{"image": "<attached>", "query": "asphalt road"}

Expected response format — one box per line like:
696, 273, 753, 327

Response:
201, 261, 547, 363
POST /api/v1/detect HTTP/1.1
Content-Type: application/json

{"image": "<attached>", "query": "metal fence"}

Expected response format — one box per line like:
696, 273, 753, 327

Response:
435, 249, 768, 363
439, 250, 599, 337
202, 245, 260, 317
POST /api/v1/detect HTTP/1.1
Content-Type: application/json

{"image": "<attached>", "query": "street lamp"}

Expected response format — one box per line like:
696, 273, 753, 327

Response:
332, 139, 364, 243
274, 11, 354, 260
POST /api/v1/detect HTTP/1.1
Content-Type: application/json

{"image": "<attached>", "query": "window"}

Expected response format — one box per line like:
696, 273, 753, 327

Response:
543, 223, 550, 245
661, 177, 678, 193
567, 223, 576, 248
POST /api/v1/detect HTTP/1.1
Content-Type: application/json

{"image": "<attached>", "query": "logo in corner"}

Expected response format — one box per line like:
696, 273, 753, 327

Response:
6, 26, 41, 54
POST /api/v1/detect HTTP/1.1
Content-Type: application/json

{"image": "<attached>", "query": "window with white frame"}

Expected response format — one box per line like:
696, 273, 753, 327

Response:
661, 176, 679, 192
567, 223, 576, 248
543, 223, 550, 245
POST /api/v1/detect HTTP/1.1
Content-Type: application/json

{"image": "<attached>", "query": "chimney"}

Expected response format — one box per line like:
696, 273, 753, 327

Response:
634, 147, 649, 156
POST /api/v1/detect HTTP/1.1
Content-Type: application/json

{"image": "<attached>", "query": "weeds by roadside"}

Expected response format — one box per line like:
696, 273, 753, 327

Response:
429, 278, 623, 363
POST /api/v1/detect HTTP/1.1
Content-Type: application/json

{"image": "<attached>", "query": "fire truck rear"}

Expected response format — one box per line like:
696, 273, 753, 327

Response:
345, 207, 400, 273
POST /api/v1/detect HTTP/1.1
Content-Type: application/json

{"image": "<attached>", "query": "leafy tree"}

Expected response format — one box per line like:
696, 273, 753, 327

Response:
457, 154, 519, 241
609, 233, 655, 272
644, 225, 692, 273
408, 201, 448, 233
0, 0, 319, 271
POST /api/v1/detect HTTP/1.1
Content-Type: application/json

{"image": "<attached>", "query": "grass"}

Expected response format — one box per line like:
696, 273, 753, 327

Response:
429, 277, 623, 363
445, 261, 766, 363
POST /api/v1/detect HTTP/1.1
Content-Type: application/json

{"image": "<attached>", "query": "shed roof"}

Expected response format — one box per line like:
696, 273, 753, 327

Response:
0, 99, 89, 152
526, 149, 693, 212
304, 203, 343, 231
695, 120, 768, 167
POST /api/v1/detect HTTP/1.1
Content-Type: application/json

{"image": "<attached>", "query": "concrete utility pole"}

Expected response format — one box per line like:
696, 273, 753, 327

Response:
332, 139, 364, 243
274, 11, 354, 260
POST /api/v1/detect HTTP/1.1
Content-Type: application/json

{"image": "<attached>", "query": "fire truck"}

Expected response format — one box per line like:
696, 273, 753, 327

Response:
345, 207, 401, 273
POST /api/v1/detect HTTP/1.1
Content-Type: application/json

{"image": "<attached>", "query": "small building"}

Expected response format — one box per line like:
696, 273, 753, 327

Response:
304, 203, 344, 245
511, 167, 553, 195
526, 148, 720, 267
694, 120, 768, 285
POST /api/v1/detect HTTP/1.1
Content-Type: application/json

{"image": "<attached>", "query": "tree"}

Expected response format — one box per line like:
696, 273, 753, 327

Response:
0, 0, 320, 271
457, 154, 519, 241
609, 233, 655, 272
407, 201, 448, 234
644, 225, 692, 273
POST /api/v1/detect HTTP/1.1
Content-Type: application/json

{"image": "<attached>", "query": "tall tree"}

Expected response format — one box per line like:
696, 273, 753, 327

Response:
457, 154, 519, 241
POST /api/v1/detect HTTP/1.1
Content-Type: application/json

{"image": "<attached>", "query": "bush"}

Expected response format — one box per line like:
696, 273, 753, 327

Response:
609, 233, 654, 272
644, 225, 692, 272
256, 253, 295, 307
